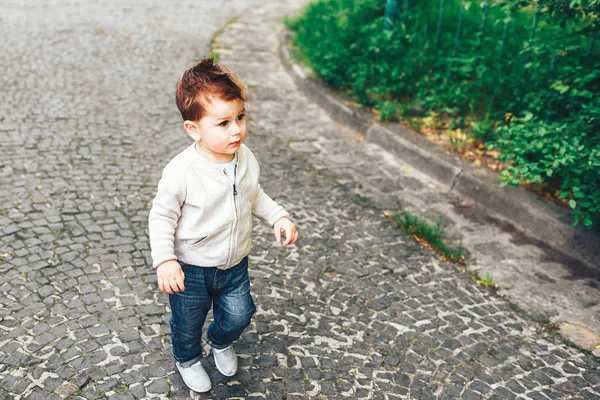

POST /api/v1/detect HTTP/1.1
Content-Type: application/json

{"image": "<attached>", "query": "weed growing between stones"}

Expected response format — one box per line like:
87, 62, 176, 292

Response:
474, 271, 498, 290
387, 211, 465, 264
208, 15, 241, 64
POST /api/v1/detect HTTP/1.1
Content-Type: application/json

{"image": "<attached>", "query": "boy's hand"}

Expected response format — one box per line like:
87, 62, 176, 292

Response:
274, 217, 298, 246
156, 260, 185, 294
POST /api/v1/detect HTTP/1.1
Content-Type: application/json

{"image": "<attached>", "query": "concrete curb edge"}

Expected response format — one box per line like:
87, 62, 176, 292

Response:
278, 31, 599, 271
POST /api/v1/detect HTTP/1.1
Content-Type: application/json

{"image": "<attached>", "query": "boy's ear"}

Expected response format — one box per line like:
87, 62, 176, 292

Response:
183, 120, 201, 141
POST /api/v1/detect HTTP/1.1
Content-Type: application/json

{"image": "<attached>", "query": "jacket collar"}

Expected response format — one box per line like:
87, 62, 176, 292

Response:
187, 142, 244, 168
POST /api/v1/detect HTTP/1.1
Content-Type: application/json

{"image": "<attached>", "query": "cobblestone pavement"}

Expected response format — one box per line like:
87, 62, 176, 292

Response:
1, 1, 599, 399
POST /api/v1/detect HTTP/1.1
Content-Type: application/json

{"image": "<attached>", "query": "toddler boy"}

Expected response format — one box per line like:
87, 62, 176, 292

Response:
148, 58, 298, 392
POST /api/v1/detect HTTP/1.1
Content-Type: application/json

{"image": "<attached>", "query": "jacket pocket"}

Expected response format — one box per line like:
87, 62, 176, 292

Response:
187, 235, 209, 248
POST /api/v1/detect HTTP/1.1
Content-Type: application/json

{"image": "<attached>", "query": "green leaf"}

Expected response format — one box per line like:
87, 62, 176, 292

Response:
522, 112, 534, 122
550, 81, 570, 94
574, 90, 593, 99
569, 199, 577, 209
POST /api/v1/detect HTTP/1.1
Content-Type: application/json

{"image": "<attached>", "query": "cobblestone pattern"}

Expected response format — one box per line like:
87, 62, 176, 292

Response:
1, 1, 599, 400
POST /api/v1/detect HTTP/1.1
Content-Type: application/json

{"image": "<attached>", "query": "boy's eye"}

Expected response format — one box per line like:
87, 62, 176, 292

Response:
237, 114, 245, 121
219, 120, 229, 127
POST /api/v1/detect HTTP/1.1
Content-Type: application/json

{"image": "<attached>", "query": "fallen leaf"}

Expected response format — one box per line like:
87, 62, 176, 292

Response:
353, 134, 366, 143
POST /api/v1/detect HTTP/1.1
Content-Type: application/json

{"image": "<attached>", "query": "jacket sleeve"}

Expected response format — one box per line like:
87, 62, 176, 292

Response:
148, 164, 186, 268
252, 185, 289, 226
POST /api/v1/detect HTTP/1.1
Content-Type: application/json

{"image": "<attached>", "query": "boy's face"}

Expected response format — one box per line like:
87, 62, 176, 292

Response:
184, 96, 246, 163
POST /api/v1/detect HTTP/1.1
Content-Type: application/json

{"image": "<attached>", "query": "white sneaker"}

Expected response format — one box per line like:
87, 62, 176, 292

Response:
176, 360, 211, 393
212, 345, 238, 376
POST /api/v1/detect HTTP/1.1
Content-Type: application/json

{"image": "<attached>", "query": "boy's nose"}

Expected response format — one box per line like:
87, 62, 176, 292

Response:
231, 121, 241, 135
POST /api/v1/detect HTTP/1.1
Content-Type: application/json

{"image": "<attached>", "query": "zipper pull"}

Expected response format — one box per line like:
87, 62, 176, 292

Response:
233, 163, 238, 196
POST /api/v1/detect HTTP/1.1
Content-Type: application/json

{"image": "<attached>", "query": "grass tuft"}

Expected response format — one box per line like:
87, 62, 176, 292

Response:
474, 272, 498, 290
388, 212, 465, 264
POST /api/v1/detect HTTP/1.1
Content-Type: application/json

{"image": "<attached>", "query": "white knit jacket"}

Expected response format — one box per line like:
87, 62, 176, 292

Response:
148, 143, 289, 269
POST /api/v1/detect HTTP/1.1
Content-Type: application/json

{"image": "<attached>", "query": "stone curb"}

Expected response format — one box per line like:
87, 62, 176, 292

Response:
278, 31, 599, 271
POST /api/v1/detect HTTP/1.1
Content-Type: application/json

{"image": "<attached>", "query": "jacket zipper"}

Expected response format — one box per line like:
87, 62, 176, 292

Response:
233, 164, 238, 196
225, 164, 238, 268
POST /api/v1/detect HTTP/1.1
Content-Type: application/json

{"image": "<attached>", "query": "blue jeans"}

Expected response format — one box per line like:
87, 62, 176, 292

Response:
169, 256, 256, 367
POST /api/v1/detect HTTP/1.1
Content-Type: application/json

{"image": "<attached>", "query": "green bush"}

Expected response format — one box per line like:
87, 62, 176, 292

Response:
494, 113, 600, 227
286, 0, 599, 227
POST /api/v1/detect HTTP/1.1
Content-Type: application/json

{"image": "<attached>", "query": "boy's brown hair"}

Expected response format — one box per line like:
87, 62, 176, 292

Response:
175, 58, 247, 122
